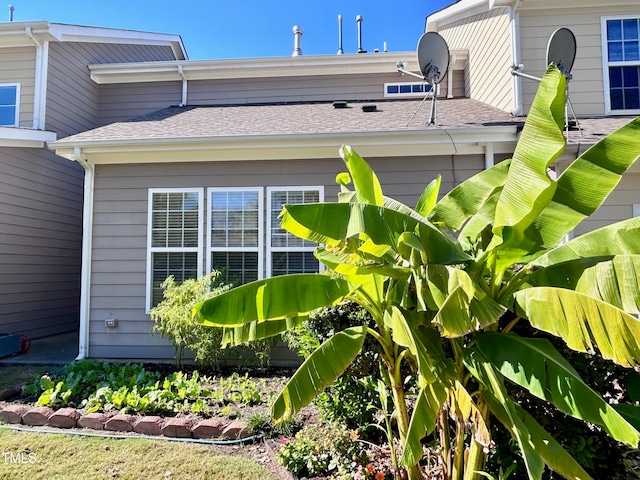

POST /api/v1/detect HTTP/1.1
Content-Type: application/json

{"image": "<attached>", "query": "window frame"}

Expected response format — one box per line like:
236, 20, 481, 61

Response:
601, 15, 640, 115
0, 83, 20, 127
146, 188, 204, 313
266, 186, 324, 277
207, 186, 264, 284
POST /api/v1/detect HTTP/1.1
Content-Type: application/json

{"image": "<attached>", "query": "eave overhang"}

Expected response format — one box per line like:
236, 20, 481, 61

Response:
89, 52, 423, 84
50, 126, 520, 164
0, 127, 56, 147
0, 21, 186, 60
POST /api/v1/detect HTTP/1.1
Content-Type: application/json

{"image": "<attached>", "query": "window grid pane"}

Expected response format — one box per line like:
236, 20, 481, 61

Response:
151, 252, 198, 307
149, 190, 201, 309
272, 252, 319, 276
212, 252, 259, 285
606, 18, 640, 111
210, 190, 260, 285
271, 190, 319, 248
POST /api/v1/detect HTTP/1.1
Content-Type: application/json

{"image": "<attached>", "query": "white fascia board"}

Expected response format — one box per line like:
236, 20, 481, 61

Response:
0, 127, 56, 147
89, 51, 418, 84
426, 0, 491, 31
50, 126, 519, 164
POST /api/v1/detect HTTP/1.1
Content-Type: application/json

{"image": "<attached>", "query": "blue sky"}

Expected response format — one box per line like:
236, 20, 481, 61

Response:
7, 0, 452, 59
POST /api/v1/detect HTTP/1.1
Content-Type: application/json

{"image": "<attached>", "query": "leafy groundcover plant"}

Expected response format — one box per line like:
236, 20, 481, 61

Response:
194, 65, 640, 480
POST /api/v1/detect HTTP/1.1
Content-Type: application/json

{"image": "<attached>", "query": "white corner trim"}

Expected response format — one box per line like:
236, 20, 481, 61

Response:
633, 204, 640, 218
0, 126, 56, 147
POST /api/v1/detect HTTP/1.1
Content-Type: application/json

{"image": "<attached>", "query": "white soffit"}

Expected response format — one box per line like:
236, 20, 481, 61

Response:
0, 127, 56, 148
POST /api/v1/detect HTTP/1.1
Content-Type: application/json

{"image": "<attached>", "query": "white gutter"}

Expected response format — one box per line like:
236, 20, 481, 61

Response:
73, 146, 94, 361
508, 0, 523, 116
25, 26, 49, 130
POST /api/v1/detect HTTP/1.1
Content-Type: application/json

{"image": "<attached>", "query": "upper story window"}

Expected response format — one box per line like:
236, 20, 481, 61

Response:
0, 84, 20, 127
384, 82, 433, 98
602, 17, 640, 115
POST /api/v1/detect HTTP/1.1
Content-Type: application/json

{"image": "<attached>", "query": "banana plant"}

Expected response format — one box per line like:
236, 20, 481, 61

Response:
194, 65, 640, 480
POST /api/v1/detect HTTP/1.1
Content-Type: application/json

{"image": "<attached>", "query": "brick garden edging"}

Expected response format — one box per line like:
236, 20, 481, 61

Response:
0, 385, 249, 440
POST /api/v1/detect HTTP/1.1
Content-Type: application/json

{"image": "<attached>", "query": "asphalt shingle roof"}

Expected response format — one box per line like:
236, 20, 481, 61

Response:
54, 98, 636, 146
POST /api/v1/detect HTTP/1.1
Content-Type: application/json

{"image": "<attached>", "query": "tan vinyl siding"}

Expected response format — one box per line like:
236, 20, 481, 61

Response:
95, 72, 424, 125
0, 147, 83, 338
89, 155, 485, 360
0, 47, 36, 128
519, 6, 639, 116
438, 8, 512, 112
574, 173, 640, 235
46, 42, 178, 137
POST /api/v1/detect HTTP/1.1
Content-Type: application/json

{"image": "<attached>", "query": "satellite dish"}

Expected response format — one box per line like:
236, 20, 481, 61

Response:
546, 27, 576, 77
510, 27, 581, 135
417, 32, 450, 85
396, 32, 451, 126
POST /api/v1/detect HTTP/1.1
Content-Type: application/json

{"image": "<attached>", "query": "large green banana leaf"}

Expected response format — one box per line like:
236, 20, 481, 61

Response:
427, 266, 505, 337
482, 390, 592, 480
339, 145, 384, 206
529, 117, 640, 248
531, 217, 640, 268
492, 66, 565, 249
514, 287, 640, 367
476, 332, 640, 445
466, 350, 592, 480
271, 325, 367, 421
193, 274, 351, 327
464, 351, 545, 479
428, 160, 511, 231
280, 202, 470, 264
415, 175, 441, 217
401, 383, 448, 467
221, 316, 305, 347
575, 255, 640, 314
314, 247, 410, 279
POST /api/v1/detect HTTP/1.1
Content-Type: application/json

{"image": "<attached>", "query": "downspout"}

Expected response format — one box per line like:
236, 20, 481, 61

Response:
177, 65, 187, 107
508, 0, 523, 116
25, 27, 49, 130
485, 142, 494, 170
73, 147, 94, 361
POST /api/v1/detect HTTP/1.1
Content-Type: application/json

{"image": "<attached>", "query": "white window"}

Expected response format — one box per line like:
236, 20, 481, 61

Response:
602, 16, 640, 115
0, 83, 20, 127
146, 189, 203, 311
208, 188, 263, 285
267, 187, 323, 277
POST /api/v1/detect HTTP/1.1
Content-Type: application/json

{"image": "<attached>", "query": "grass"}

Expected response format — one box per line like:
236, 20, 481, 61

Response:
0, 365, 57, 390
0, 427, 277, 480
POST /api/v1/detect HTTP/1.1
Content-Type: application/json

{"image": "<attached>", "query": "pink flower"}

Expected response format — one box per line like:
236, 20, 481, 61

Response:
278, 438, 287, 444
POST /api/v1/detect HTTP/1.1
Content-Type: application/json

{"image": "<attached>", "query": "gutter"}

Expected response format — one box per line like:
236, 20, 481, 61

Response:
25, 26, 49, 130
73, 146, 94, 361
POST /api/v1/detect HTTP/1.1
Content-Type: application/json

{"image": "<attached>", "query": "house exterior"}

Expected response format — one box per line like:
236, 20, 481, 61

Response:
40, 0, 638, 362
426, 0, 640, 235
0, 22, 186, 341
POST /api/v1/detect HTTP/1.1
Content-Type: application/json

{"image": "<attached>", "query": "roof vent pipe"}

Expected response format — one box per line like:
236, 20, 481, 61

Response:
292, 26, 303, 56
337, 15, 344, 55
356, 15, 365, 53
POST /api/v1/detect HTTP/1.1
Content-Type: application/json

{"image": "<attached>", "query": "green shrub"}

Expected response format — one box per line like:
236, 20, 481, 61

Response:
150, 272, 231, 368
285, 301, 383, 430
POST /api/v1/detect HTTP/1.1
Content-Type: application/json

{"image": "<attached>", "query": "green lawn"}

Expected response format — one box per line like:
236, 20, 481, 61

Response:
0, 427, 278, 480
